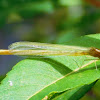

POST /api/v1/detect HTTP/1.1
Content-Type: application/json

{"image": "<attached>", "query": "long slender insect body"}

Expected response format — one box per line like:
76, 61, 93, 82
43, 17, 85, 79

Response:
0, 42, 100, 58
8, 49, 88, 56
0, 50, 12, 55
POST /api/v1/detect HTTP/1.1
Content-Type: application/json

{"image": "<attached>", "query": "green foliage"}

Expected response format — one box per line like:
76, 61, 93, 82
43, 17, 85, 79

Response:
0, 76, 5, 83
0, 0, 53, 26
0, 0, 100, 99
0, 34, 100, 99
46, 82, 96, 100
59, 0, 83, 6
0, 0, 100, 44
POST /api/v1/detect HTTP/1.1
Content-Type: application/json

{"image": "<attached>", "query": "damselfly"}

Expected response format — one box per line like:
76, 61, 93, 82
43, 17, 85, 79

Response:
0, 42, 99, 58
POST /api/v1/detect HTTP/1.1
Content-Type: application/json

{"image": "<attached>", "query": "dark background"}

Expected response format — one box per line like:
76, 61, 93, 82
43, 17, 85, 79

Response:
0, 0, 100, 99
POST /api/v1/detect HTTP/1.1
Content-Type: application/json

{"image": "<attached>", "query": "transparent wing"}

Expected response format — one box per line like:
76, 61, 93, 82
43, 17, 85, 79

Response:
8, 42, 90, 56
9, 42, 88, 51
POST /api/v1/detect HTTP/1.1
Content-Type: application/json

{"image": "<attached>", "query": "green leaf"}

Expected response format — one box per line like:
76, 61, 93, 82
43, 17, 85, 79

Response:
46, 81, 96, 100
0, 76, 5, 83
0, 34, 100, 100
